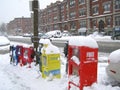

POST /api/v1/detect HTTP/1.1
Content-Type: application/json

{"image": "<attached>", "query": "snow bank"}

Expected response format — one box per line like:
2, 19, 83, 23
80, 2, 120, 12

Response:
0, 41, 120, 90
69, 75, 79, 85
108, 49, 120, 63
84, 83, 120, 90
0, 36, 10, 46
69, 36, 98, 48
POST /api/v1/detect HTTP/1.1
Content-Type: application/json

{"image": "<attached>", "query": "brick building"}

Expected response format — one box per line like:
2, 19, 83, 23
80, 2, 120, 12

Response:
7, 17, 32, 35
39, 0, 120, 35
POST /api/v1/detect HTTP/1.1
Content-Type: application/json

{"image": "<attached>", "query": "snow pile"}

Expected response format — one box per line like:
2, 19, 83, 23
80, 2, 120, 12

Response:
69, 75, 79, 85
71, 56, 80, 65
108, 49, 120, 63
69, 36, 98, 48
0, 36, 10, 46
84, 83, 120, 90
41, 39, 60, 54
88, 31, 111, 41
0, 40, 120, 90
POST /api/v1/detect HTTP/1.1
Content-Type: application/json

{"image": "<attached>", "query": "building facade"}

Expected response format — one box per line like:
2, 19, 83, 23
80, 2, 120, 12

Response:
7, 17, 33, 35
39, 0, 120, 35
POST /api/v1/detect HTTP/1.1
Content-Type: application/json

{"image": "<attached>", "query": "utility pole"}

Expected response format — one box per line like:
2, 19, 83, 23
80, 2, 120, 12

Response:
32, 0, 39, 53
32, 0, 39, 64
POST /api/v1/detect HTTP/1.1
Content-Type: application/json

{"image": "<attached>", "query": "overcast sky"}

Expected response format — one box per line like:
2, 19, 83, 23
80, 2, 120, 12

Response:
0, 0, 62, 23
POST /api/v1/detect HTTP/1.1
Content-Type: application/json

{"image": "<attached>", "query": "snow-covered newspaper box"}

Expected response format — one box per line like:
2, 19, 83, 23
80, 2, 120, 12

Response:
68, 36, 98, 90
21, 46, 34, 68
40, 39, 61, 79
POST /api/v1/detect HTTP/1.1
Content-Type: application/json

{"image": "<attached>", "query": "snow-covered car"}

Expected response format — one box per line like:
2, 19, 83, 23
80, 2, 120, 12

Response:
111, 27, 120, 40
46, 30, 62, 38
106, 49, 120, 83
0, 36, 10, 46
62, 31, 71, 37
23, 33, 32, 37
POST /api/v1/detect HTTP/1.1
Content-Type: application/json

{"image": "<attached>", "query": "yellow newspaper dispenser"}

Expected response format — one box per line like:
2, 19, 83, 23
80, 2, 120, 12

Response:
40, 39, 61, 79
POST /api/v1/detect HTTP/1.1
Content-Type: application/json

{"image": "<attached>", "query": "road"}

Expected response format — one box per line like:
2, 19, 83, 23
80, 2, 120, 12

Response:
8, 36, 120, 53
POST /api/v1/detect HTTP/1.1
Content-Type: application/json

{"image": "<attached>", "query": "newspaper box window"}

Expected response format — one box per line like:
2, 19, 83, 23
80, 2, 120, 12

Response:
40, 39, 61, 79
68, 36, 98, 90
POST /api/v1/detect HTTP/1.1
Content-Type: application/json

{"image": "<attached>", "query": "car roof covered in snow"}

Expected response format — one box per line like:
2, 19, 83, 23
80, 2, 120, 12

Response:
109, 49, 120, 63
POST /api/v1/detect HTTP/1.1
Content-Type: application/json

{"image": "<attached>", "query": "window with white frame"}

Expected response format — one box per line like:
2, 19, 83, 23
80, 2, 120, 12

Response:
53, 16, 57, 22
61, 14, 64, 21
70, 11, 76, 18
70, 22, 76, 29
48, 9, 52, 14
79, 8, 86, 16
92, 0, 98, 2
61, 5, 64, 12
103, 2, 111, 13
80, 20, 86, 27
70, 0, 75, 7
53, 7, 57, 12
92, 19, 97, 30
54, 24, 58, 30
79, 0, 85, 4
115, 16, 120, 26
115, 0, 120, 10
106, 17, 111, 26
92, 5, 99, 15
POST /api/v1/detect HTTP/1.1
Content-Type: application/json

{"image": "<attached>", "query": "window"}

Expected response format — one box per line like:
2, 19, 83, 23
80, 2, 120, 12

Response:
70, 11, 76, 18
106, 17, 111, 26
48, 9, 52, 14
115, 0, 120, 10
92, 0, 98, 2
54, 24, 58, 30
79, 8, 86, 16
103, 2, 111, 13
48, 18, 52, 23
115, 16, 120, 26
53, 7, 57, 12
80, 20, 86, 27
92, 19, 97, 30
70, 0, 75, 7
61, 15, 64, 21
92, 5, 99, 15
70, 22, 76, 29
61, 5, 64, 12
79, 0, 85, 4
53, 16, 57, 22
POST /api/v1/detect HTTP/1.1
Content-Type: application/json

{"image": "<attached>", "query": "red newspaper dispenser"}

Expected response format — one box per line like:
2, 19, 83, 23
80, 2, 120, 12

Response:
18, 46, 24, 66
68, 36, 98, 90
21, 46, 34, 67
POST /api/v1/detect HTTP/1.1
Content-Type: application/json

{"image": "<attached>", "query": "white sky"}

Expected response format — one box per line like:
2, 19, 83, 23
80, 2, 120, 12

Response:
0, 0, 62, 23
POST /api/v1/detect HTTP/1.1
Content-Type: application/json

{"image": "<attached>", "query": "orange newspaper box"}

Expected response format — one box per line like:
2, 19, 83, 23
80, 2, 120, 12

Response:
68, 36, 98, 90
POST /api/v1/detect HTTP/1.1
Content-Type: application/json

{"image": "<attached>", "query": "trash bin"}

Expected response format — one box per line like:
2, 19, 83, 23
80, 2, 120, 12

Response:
68, 36, 98, 90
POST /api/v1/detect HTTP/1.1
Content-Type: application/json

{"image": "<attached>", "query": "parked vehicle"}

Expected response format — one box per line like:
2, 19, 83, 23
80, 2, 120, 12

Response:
23, 33, 32, 37
111, 27, 120, 40
46, 30, 62, 38
31, 33, 50, 43
106, 49, 120, 83
62, 31, 72, 37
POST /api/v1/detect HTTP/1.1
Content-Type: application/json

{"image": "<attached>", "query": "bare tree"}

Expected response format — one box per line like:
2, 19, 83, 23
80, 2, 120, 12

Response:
0, 23, 7, 36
